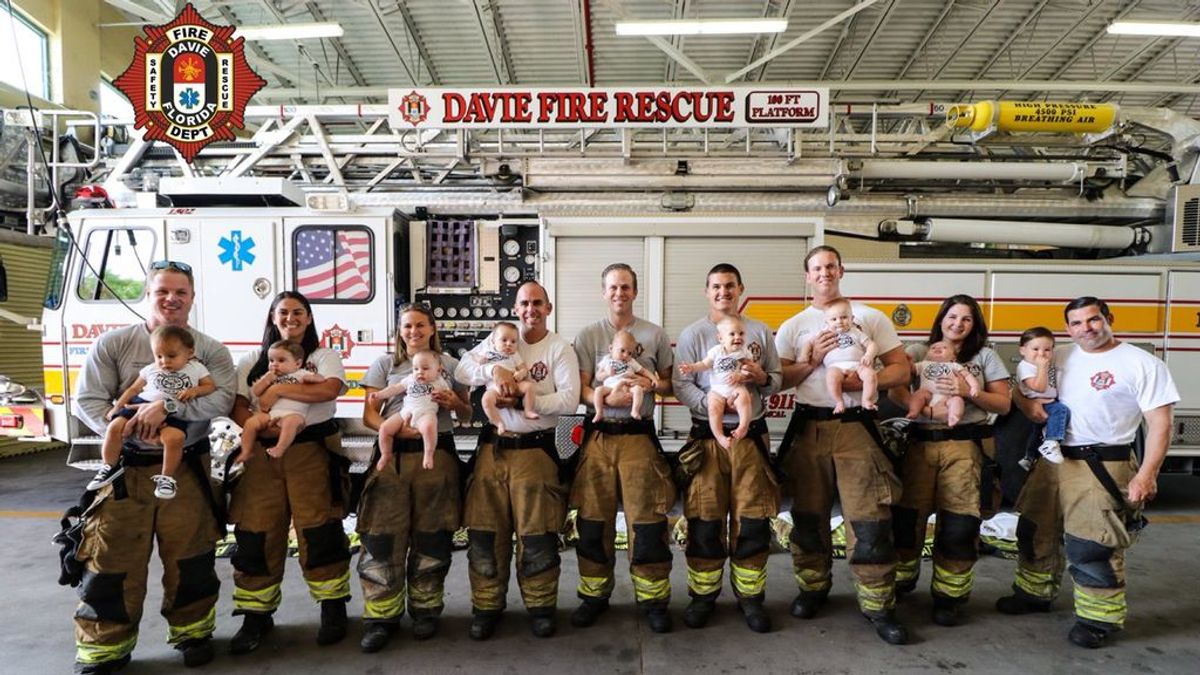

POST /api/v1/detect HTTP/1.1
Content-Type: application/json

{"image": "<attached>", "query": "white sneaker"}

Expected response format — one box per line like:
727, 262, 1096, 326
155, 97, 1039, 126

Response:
152, 474, 178, 500
86, 464, 124, 491
1038, 440, 1064, 464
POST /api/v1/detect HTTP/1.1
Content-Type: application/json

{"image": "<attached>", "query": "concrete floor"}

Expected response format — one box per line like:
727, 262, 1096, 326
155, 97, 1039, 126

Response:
2, 450, 1198, 675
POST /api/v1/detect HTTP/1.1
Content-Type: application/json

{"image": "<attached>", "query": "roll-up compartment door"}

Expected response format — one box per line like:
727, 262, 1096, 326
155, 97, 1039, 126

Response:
554, 237, 646, 344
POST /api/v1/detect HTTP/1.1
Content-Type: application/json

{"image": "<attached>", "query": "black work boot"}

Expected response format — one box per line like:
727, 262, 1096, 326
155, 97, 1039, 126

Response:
683, 597, 717, 629
529, 608, 557, 638
895, 579, 917, 597
74, 654, 130, 674
931, 596, 963, 627
864, 611, 909, 645
360, 622, 398, 653
412, 615, 439, 641
229, 612, 273, 655
737, 595, 772, 633
469, 611, 501, 641
996, 594, 1052, 615
641, 604, 673, 633
790, 591, 828, 619
570, 597, 610, 628
1068, 621, 1110, 649
316, 598, 348, 646
177, 637, 214, 667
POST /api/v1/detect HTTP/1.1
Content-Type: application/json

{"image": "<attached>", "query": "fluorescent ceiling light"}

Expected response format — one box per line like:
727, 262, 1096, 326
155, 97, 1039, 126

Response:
1107, 20, 1200, 38
234, 22, 344, 41
615, 18, 788, 36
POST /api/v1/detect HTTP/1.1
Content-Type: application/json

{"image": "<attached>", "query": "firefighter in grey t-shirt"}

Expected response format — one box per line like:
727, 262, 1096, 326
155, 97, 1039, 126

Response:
570, 263, 676, 633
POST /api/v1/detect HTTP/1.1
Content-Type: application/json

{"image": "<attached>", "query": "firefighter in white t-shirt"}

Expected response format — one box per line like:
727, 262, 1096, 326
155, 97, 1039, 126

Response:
999, 297, 1179, 650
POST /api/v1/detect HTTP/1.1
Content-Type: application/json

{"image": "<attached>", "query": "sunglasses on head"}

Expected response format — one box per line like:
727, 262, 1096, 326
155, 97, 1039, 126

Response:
150, 260, 193, 275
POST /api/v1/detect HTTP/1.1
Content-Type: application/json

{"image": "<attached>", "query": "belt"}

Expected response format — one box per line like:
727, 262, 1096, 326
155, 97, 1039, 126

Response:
395, 432, 456, 453
584, 418, 656, 436
119, 438, 210, 467
688, 416, 769, 441
294, 418, 339, 445
1061, 444, 1133, 462
912, 425, 995, 443
486, 427, 557, 451
792, 404, 878, 423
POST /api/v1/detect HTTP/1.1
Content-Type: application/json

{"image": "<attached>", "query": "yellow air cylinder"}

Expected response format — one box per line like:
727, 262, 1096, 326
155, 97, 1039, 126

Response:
947, 101, 1117, 133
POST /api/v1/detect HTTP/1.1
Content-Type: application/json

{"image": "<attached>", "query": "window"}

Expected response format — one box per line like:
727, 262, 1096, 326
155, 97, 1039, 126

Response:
43, 227, 72, 309
293, 226, 374, 303
100, 80, 134, 123
0, 5, 49, 99
76, 228, 156, 302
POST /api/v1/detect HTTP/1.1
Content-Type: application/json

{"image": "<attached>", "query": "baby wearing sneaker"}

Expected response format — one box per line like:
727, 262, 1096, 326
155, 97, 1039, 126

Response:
1016, 327, 1068, 467
473, 322, 539, 434
591, 329, 659, 423
236, 340, 326, 464
87, 325, 216, 499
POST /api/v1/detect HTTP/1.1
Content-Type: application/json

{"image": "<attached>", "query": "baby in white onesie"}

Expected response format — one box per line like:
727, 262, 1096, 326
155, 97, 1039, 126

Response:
591, 329, 658, 423
800, 298, 879, 413
473, 321, 539, 434
370, 349, 451, 471
906, 340, 981, 427
237, 340, 325, 463
678, 315, 753, 449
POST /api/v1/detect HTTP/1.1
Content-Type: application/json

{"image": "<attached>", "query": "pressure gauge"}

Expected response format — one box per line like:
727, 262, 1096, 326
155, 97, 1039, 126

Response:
499, 308, 509, 318
485, 307, 496, 318
446, 307, 458, 318
432, 307, 444, 318
503, 239, 521, 256
472, 307, 483, 318
504, 266, 521, 283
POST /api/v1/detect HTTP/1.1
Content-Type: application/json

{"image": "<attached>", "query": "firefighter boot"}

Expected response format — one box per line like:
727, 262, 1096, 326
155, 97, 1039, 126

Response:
790, 591, 828, 619
529, 607, 557, 638
229, 613, 274, 655
641, 603, 673, 633
995, 594, 1052, 615
360, 622, 398, 653
864, 611, 909, 645
178, 637, 214, 668
74, 654, 130, 675
737, 595, 772, 633
316, 598, 349, 646
571, 597, 610, 628
932, 596, 963, 627
1068, 621, 1109, 649
469, 611, 501, 641
683, 596, 716, 629
412, 616, 438, 641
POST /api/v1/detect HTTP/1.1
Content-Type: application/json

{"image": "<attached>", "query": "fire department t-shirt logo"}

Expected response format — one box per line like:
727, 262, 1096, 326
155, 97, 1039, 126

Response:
1091, 370, 1116, 391
114, 4, 266, 162
634, 342, 645, 358
922, 362, 954, 379
409, 382, 433, 396
484, 349, 507, 363
611, 360, 630, 376
835, 332, 854, 348
748, 341, 762, 361
152, 371, 192, 396
714, 354, 739, 373
529, 361, 549, 382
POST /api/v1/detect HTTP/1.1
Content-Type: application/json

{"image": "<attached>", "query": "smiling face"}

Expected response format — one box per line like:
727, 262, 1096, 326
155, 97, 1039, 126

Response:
410, 351, 440, 383
399, 308, 434, 355
705, 271, 743, 316
1019, 335, 1055, 362
152, 335, 193, 372
492, 323, 520, 355
514, 282, 551, 338
273, 297, 313, 343
1066, 305, 1115, 352
716, 316, 746, 352
603, 268, 637, 317
805, 250, 844, 300
925, 340, 958, 363
939, 303, 976, 347
147, 270, 194, 328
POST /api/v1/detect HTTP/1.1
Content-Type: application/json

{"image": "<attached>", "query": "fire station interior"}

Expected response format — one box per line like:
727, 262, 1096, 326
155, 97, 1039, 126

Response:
3, 1, 1200, 673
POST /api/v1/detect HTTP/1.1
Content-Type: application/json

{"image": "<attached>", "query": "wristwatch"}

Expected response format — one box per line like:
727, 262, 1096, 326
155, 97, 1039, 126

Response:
163, 398, 180, 415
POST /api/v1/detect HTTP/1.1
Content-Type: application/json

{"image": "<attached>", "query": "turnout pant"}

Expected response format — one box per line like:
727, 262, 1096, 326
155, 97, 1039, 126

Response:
682, 419, 779, 601
464, 431, 566, 616
228, 432, 351, 615
357, 434, 460, 623
893, 438, 983, 603
569, 422, 675, 607
780, 413, 900, 616
1011, 445, 1140, 631
74, 449, 221, 667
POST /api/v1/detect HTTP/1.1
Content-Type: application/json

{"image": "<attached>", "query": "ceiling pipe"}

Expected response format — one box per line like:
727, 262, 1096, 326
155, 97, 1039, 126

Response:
857, 159, 1119, 183
879, 217, 1142, 249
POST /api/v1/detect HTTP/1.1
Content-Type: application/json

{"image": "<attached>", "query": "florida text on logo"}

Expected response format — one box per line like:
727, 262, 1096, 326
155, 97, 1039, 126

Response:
114, 3, 265, 162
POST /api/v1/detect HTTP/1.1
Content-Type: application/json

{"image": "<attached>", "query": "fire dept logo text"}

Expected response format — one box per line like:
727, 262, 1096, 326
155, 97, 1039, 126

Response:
114, 4, 266, 162
1090, 370, 1116, 391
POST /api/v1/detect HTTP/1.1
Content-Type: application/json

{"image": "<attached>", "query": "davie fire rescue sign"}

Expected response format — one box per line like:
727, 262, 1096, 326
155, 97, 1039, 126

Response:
389, 87, 829, 129
114, 3, 265, 162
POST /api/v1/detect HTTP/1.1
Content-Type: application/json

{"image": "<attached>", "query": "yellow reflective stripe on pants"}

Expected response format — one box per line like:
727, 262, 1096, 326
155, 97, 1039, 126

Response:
731, 563, 766, 597
408, 584, 441, 611
578, 575, 613, 600
1074, 585, 1126, 628
794, 568, 831, 593
76, 632, 137, 665
233, 582, 282, 613
855, 581, 896, 614
363, 589, 406, 620
1015, 564, 1057, 601
895, 558, 920, 585
167, 606, 216, 645
687, 566, 723, 597
307, 570, 351, 602
632, 573, 670, 603
931, 563, 973, 599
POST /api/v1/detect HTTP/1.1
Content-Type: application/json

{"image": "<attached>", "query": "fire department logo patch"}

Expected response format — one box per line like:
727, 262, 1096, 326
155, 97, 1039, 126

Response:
892, 304, 912, 327
321, 324, 356, 360
634, 342, 645, 358
398, 90, 430, 127
1091, 370, 1115, 391
529, 361, 549, 382
114, 4, 266, 162
748, 341, 762, 362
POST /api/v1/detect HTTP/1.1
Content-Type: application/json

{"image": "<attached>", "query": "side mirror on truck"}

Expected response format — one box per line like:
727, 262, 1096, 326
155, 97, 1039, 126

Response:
0, 255, 8, 301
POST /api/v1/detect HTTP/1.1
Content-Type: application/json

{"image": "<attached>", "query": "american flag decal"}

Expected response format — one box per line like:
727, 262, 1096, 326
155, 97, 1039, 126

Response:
295, 228, 372, 300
